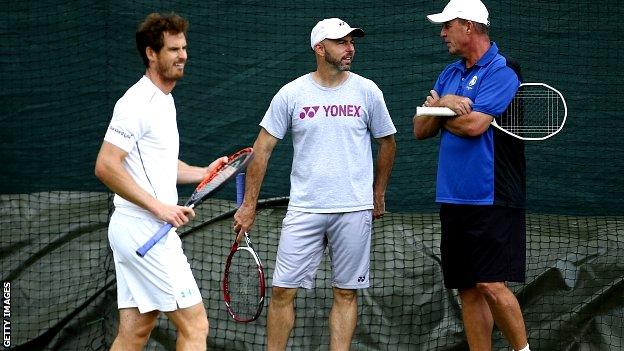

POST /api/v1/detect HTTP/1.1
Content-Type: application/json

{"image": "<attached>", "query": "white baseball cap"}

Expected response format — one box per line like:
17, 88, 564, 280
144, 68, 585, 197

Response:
427, 0, 490, 26
310, 18, 364, 49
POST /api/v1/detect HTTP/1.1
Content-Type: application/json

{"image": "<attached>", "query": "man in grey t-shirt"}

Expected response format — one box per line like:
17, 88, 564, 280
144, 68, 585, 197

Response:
234, 18, 396, 350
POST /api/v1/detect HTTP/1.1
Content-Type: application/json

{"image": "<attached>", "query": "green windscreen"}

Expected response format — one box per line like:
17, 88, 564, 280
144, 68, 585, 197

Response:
1, 1, 622, 350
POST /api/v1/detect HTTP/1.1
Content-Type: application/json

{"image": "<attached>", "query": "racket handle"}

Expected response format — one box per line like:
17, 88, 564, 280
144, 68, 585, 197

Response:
136, 223, 173, 257
236, 173, 245, 208
416, 106, 457, 117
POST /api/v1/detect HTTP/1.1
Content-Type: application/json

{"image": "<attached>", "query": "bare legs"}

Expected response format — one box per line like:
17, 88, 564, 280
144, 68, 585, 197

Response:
165, 303, 209, 350
267, 286, 358, 351
329, 287, 358, 351
110, 309, 159, 351
111, 303, 208, 351
459, 282, 528, 351
267, 287, 297, 351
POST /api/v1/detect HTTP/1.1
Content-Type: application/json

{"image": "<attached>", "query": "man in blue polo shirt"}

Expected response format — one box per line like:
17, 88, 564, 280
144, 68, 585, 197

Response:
413, 0, 530, 350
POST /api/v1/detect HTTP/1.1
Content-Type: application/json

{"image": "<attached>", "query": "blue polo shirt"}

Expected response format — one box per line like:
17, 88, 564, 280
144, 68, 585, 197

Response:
434, 42, 521, 205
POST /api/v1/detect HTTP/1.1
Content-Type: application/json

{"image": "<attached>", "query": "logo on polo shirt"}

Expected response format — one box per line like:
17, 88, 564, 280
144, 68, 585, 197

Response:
299, 105, 362, 119
467, 75, 478, 90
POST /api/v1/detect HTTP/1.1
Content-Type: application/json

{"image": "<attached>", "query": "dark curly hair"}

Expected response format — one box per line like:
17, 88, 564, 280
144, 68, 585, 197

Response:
136, 13, 189, 68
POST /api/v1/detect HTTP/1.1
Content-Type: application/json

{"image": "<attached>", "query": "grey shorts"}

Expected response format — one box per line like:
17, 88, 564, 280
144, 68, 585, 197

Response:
272, 210, 372, 289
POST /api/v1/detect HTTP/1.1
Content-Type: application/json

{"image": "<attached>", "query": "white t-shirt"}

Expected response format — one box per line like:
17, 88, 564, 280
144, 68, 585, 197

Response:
104, 76, 179, 219
260, 72, 396, 213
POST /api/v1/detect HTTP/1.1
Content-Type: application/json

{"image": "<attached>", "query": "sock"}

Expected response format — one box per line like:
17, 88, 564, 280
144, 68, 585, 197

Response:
516, 344, 530, 351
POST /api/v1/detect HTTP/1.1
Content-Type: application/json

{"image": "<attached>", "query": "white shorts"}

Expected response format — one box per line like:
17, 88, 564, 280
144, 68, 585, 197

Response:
108, 211, 203, 313
272, 210, 372, 289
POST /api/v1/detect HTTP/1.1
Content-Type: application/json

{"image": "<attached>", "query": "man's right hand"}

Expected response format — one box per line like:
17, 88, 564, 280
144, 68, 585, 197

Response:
155, 202, 196, 228
233, 203, 256, 242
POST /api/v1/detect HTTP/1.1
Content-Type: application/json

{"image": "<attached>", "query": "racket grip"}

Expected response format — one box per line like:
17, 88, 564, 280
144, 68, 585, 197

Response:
236, 173, 245, 208
136, 223, 174, 257
416, 106, 457, 117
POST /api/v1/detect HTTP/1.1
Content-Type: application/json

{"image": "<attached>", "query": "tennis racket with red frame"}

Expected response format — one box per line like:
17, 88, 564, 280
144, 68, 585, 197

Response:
222, 173, 266, 323
136, 147, 254, 257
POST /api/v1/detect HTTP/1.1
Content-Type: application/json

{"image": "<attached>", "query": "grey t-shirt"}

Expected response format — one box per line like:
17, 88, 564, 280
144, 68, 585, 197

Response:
260, 72, 396, 213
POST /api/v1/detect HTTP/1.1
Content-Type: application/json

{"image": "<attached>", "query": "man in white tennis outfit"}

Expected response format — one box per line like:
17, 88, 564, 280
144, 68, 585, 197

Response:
95, 13, 225, 350
234, 18, 396, 351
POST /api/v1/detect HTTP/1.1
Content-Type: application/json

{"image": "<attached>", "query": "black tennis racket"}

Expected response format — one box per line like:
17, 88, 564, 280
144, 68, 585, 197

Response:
136, 147, 254, 257
222, 173, 266, 323
416, 83, 567, 140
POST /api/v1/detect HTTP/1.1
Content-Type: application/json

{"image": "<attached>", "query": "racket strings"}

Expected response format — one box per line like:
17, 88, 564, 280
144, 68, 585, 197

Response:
192, 151, 253, 202
195, 148, 253, 193
500, 86, 565, 138
192, 167, 237, 201
226, 249, 262, 319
